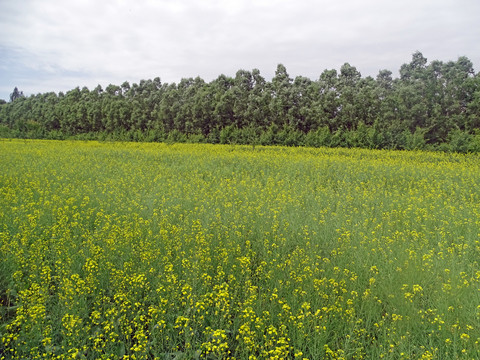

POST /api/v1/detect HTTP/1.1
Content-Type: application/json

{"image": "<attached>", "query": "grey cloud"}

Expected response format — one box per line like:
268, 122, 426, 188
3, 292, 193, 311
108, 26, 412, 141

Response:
0, 0, 479, 100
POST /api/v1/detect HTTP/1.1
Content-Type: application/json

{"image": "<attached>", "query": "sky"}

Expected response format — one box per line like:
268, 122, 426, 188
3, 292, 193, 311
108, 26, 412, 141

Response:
1, 0, 479, 101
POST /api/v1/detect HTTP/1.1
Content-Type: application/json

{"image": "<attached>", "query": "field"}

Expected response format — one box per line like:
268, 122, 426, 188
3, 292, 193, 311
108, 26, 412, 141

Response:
1, 139, 480, 359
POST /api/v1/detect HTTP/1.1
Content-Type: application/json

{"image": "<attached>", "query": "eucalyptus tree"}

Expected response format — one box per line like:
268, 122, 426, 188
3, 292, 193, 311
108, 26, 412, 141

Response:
154, 83, 180, 133
316, 69, 339, 131
212, 74, 236, 130
337, 63, 362, 130
289, 75, 319, 132
232, 69, 254, 128
375, 69, 396, 128
190, 81, 215, 136
466, 72, 480, 131
270, 64, 294, 127
9, 87, 24, 102
246, 68, 271, 130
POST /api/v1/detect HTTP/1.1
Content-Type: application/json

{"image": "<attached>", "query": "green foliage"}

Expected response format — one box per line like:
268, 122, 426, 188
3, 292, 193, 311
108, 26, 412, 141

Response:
219, 124, 237, 144
259, 124, 278, 145
9, 87, 24, 102
469, 130, 480, 152
166, 129, 187, 143
1, 52, 479, 152
0, 125, 14, 138
404, 127, 428, 150
304, 126, 332, 148
187, 132, 206, 144
446, 128, 473, 153
206, 126, 220, 144
276, 124, 305, 146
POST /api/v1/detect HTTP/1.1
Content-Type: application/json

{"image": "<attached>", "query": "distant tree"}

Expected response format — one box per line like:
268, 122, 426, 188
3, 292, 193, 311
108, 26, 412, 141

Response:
271, 64, 293, 126
10, 87, 24, 102
289, 76, 318, 132
232, 69, 254, 128
316, 69, 339, 131
0, 52, 478, 151
375, 70, 397, 130
120, 82, 130, 96
400, 51, 428, 81
337, 63, 362, 129
376, 70, 393, 97
247, 68, 271, 129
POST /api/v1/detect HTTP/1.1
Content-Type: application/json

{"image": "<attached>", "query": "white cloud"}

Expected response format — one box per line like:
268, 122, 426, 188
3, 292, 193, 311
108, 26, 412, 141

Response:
1, 0, 479, 99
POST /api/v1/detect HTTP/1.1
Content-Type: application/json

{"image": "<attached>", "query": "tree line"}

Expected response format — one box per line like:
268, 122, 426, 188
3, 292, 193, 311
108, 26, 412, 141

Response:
1, 51, 480, 152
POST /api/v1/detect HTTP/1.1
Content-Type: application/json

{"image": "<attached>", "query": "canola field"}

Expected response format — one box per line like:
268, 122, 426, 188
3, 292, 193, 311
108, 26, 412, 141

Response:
1, 139, 480, 360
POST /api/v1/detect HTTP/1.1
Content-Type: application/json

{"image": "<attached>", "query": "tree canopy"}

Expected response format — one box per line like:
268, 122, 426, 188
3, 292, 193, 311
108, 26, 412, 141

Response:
1, 52, 480, 152
9, 87, 24, 102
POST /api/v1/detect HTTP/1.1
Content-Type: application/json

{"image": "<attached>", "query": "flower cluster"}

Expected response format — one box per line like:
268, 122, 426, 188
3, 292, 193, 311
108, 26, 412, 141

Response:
1, 140, 479, 359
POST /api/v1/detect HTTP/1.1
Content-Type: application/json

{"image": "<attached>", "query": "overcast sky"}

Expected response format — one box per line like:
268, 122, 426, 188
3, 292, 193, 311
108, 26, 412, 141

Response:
1, 0, 479, 101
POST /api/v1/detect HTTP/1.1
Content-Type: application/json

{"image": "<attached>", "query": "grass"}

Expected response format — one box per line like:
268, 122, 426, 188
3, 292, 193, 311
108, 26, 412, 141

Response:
1, 139, 480, 359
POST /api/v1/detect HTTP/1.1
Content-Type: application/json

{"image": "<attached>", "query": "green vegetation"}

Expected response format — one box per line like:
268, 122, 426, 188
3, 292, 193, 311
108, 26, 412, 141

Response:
1, 140, 479, 359
1, 51, 480, 152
